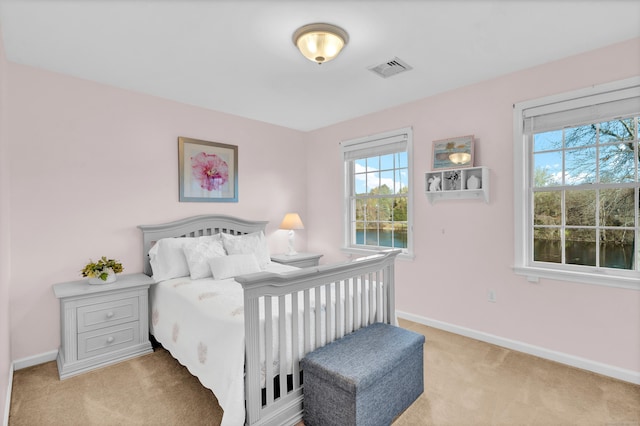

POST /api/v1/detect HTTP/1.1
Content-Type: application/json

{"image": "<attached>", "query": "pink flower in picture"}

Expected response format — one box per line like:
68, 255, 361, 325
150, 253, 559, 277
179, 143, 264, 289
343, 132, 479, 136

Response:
191, 152, 229, 191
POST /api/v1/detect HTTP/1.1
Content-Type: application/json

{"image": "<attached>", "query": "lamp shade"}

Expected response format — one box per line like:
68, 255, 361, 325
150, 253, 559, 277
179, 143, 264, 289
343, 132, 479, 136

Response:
279, 213, 304, 230
292, 23, 349, 64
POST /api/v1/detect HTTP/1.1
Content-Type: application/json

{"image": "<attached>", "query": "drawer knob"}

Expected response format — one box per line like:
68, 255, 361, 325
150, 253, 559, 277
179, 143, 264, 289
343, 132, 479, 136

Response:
106, 336, 115, 344
106, 311, 114, 319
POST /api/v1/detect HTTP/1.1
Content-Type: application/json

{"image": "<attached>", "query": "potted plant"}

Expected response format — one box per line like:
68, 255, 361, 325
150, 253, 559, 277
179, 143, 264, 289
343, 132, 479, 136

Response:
81, 256, 124, 284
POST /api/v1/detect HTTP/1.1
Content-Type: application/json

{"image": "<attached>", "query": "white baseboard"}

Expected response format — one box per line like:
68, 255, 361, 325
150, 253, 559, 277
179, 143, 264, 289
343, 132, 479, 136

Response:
397, 310, 640, 385
12, 350, 57, 371
3, 364, 12, 426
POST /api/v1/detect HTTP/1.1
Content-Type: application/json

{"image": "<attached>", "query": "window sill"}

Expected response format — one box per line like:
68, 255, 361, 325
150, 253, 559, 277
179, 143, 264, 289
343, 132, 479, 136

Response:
341, 247, 414, 261
513, 265, 640, 290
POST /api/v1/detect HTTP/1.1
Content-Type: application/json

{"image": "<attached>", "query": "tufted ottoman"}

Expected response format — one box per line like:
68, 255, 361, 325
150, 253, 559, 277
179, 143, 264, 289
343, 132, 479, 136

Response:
301, 322, 425, 426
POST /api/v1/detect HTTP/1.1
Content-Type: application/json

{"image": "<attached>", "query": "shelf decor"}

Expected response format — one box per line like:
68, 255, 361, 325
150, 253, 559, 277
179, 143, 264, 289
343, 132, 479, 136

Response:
178, 137, 238, 202
432, 135, 474, 170
425, 166, 489, 203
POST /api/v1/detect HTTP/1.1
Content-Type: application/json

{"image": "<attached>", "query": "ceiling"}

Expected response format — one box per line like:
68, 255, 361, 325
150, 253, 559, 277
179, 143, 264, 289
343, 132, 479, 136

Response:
1, 0, 639, 132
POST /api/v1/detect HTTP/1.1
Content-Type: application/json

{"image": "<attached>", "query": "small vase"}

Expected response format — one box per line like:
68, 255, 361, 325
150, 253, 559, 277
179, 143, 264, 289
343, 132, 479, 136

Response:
88, 269, 117, 285
467, 175, 481, 190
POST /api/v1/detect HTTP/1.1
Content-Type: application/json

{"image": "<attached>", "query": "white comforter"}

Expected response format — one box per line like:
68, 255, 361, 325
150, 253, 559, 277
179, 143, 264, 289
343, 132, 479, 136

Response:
149, 262, 298, 426
150, 263, 379, 426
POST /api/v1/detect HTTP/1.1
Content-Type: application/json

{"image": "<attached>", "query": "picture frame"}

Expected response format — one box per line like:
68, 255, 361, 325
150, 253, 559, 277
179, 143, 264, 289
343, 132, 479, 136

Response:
178, 137, 238, 202
431, 135, 474, 170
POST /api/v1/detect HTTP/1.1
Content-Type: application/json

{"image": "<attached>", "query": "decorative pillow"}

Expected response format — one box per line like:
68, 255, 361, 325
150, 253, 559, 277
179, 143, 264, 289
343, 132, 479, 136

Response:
182, 235, 227, 280
221, 231, 271, 269
209, 254, 261, 280
148, 237, 194, 282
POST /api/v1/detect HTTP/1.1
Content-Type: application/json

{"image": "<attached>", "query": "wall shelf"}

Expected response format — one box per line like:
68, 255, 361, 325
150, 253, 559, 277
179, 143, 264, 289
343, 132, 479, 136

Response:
425, 166, 489, 203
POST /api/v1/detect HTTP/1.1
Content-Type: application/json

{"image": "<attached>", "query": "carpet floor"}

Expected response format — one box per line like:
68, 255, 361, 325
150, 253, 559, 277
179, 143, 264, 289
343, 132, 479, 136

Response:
9, 319, 640, 425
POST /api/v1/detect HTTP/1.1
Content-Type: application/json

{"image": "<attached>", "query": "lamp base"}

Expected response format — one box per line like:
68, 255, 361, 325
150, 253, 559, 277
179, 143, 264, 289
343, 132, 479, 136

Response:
286, 230, 298, 256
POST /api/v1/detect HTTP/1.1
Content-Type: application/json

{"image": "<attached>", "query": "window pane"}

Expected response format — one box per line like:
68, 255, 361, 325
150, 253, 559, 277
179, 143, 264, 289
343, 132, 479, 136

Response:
380, 154, 394, 170
396, 152, 408, 168
534, 130, 563, 152
365, 223, 380, 246
534, 191, 561, 225
379, 197, 392, 222
566, 228, 596, 266
534, 228, 561, 263
395, 170, 408, 193
566, 190, 596, 226
600, 188, 635, 226
599, 118, 635, 143
355, 174, 367, 195
366, 171, 379, 192
391, 222, 408, 249
533, 152, 562, 187
380, 170, 394, 194
565, 147, 596, 184
355, 221, 365, 244
355, 198, 365, 221
565, 124, 597, 148
392, 196, 407, 221
367, 156, 379, 170
599, 143, 636, 184
600, 229, 634, 270
365, 199, 378, 221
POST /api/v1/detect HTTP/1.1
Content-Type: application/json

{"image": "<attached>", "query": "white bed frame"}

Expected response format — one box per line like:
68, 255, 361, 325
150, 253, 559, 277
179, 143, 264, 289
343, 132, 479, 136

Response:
139, 215, 399, 426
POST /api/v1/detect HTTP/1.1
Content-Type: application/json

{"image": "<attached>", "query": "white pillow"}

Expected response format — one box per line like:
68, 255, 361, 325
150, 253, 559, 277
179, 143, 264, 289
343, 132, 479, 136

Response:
182, 235, 226, 280
148, 237, 194, 282
209, 254, 261, 280
221, 231, 271, 269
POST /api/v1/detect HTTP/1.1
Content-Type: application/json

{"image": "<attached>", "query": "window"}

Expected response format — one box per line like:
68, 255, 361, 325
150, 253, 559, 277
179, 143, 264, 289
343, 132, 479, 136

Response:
341, 127, 413, 257
514, 78, 640, 289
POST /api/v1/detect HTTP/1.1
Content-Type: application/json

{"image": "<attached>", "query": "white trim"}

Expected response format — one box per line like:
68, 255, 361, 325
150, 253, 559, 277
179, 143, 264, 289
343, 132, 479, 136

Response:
12, 350, 57, 371
2, 364, 11, 426
397, 310, 640, 385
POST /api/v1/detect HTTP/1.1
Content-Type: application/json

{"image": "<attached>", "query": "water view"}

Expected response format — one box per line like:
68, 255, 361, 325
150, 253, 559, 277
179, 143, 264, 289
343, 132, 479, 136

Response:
534, 240, 635, 269
356, 229, 407, 249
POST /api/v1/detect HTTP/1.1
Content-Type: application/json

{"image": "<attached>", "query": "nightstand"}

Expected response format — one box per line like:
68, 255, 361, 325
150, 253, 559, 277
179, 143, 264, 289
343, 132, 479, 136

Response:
271, 252, 323, 268
53, 273, 154, 379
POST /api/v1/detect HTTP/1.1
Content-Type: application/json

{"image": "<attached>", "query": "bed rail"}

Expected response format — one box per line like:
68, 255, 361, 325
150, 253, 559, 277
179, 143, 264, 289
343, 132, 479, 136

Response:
236, 249, 400, 426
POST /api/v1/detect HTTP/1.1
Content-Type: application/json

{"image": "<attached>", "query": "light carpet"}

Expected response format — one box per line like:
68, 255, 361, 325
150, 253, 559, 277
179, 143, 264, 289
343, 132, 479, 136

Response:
9, 319, 640, 425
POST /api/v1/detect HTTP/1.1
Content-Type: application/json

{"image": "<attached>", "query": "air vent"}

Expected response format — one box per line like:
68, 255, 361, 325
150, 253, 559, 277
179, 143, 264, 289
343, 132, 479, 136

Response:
368, 57, 413, 78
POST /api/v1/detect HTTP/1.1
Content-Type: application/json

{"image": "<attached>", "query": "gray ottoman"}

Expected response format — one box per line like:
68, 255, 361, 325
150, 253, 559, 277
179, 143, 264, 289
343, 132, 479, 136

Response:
301, 322, 425, 426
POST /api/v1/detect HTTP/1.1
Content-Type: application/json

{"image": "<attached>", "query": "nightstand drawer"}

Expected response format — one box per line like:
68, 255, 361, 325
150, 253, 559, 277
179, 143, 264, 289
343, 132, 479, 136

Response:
77, 297, 139, 333
78, 323, 140, 360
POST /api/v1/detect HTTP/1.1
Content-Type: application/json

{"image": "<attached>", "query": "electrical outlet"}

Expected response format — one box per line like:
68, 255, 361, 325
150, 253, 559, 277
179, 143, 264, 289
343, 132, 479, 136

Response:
488, 290, 497, 303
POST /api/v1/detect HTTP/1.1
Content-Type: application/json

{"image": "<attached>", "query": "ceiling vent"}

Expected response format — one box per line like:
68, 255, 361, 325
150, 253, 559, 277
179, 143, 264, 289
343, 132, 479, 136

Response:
368, 57, 413, 78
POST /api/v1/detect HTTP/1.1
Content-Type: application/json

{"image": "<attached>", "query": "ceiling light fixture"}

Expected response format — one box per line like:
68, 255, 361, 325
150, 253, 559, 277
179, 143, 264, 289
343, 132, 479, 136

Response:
292, 23, 349, 64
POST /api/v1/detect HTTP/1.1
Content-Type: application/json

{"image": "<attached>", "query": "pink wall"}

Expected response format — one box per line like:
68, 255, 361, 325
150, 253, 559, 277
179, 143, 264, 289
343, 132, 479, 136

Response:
306, 38, 640, 374
4, 35, 639, 381
0, 24, 11, 424
6, 65, 308, 360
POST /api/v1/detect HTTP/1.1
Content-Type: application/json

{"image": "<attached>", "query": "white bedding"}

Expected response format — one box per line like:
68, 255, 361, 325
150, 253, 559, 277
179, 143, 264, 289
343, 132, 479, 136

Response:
150, 263, 379, 426
150, 262, 300, 426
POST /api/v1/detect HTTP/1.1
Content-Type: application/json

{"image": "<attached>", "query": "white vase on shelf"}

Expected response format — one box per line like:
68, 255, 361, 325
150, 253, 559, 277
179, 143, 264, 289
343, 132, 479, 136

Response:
467, 175, 481, 190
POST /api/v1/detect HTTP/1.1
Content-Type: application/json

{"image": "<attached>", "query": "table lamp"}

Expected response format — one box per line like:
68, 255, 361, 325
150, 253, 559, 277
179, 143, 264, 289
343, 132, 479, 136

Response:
279, 213, 304, 256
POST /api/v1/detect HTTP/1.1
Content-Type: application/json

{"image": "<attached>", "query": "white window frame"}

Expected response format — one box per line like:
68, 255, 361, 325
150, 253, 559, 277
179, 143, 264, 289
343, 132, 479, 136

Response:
341, 127, 414, 259
513, 77, 640, 290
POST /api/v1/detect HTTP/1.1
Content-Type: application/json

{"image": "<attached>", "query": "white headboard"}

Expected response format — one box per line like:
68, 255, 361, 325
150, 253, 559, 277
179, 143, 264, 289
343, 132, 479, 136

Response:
137, 215, 268, 276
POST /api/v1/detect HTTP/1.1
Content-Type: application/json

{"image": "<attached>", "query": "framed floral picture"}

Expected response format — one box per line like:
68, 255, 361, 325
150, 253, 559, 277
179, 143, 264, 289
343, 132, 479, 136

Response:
431, 135, 474, 170
178, 137, 238, 202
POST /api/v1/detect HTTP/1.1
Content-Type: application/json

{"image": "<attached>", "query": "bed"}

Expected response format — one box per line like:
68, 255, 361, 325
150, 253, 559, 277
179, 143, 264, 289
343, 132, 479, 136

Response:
138, 215, 399, 426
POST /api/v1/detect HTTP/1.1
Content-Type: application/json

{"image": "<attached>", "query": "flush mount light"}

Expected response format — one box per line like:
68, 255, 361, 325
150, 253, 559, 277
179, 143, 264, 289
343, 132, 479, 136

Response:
292, 23, 349, 64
